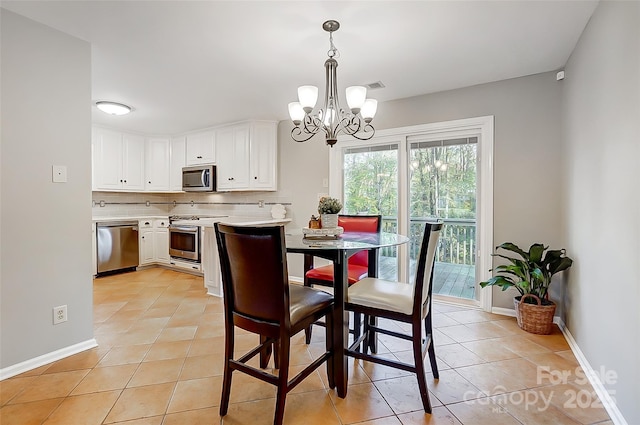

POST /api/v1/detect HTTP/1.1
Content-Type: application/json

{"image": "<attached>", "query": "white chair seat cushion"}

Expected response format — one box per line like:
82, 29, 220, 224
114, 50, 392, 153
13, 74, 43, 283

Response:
348, 277, 414, 315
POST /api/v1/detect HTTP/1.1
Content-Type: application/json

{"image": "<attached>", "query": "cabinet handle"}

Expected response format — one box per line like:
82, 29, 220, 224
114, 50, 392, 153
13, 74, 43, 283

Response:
148, 181, 151, 184
197, 155, 203, 159
124, 180, 127, 183
145, 222, 150, 225
254, 176, 257, 179
120, 179, 123, 183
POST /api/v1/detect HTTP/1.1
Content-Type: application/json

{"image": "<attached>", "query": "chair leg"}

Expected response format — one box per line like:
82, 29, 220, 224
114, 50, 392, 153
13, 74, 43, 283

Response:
412, 320, 432, 413
220, 326, 235, 416
304, 325, 313, 344
260, 335, 272, 369
274, 337, 290, 425
353, 313, 361, 351
367, 315, 378, 354
425, 315, 439, 379
325, 308, 335, 389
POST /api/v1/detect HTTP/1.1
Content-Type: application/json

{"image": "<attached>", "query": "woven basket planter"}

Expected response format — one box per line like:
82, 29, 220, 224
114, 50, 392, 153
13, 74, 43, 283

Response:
514, 294, 556, 335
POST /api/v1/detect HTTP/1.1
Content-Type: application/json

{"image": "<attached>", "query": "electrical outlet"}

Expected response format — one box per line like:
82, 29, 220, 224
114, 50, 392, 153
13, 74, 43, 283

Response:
53, 305, 67, 325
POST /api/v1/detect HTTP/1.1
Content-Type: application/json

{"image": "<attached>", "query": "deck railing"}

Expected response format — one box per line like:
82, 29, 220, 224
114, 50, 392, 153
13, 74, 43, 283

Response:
380, 217, 476, 266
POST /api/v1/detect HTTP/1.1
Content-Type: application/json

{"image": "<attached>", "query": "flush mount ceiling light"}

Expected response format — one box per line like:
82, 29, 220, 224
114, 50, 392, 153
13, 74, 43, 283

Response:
288, 20, 377, 147
95, 101, 132, 116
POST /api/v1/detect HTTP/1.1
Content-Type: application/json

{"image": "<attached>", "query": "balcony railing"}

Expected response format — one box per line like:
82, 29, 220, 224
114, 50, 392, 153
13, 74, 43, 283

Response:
380, 217, 476, 266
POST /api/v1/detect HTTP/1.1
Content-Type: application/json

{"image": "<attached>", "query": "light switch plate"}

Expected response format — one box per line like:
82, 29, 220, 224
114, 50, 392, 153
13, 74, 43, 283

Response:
52, 165, 67, 183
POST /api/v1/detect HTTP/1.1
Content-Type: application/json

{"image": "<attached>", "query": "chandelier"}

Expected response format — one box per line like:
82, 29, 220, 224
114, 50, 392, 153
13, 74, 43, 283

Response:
288, 20, 377, 147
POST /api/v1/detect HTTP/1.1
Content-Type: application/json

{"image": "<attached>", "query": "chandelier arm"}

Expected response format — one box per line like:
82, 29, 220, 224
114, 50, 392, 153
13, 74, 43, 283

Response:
291, 126, 317, 143
291, 115, 328, 142
346, 124, 375, 141
336, 115, 375, 141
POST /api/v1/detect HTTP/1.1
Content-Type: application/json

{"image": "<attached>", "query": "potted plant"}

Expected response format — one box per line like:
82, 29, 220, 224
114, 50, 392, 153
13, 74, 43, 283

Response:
317, 196, 342, 228
479, 242, 573, 334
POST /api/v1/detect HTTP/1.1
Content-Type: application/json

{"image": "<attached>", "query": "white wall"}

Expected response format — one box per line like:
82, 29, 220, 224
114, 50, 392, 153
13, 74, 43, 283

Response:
562, 1, 640, 423
278, 72, 564, 309
1, 10, 93, 369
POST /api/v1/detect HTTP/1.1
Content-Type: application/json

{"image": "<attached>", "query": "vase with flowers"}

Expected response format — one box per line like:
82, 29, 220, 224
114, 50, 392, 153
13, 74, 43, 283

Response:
317, 197, 342, 228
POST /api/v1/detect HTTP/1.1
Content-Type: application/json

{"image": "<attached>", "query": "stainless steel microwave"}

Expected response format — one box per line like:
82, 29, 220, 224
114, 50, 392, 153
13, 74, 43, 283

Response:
182, 164, 216, 192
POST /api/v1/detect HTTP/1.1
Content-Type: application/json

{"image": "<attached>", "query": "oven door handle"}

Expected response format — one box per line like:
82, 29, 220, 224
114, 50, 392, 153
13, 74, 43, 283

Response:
169, 226, 200, 234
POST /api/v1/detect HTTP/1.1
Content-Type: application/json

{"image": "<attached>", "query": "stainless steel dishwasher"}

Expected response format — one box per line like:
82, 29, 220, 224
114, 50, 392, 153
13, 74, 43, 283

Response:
96, 221, 139, 274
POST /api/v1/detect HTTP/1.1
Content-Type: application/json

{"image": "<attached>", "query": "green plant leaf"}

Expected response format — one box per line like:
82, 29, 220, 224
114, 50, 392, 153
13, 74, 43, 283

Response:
496, 242, 528, 260
528, 243, 546, 263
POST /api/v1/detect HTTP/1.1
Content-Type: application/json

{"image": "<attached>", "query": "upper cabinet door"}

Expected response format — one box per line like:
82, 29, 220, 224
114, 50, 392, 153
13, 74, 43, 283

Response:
186, 130, 216, 165
216, 125, 250, 191
249, 122, 277, 190
92, 128, 124, 190
145, 137, 170, 191
170, 136, 186, 191
122, 133, 145, 191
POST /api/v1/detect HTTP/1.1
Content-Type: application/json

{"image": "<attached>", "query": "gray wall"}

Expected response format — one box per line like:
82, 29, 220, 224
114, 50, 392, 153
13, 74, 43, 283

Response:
562, 1, 640, 422
279, 72, 564, 310
1, 10, 93, 368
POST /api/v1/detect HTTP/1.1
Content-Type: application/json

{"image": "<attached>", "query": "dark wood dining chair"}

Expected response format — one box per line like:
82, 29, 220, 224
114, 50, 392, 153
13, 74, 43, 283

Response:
345, 221, 443, 413
215, 223, 335, 425
303, 214, 382, 344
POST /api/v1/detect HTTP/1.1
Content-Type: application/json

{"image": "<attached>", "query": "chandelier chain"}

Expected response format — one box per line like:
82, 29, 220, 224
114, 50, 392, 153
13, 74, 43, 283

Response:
327, 32, 339, 59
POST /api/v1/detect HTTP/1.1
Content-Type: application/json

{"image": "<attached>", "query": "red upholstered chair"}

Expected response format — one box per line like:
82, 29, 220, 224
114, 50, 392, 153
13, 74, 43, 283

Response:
304, 214, 382, 343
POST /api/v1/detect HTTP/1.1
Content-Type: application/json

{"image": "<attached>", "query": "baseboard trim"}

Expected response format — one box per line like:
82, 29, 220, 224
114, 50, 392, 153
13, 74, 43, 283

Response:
0, 339, 98, 381
491, 306, 517, 317
556, 320, 628, 425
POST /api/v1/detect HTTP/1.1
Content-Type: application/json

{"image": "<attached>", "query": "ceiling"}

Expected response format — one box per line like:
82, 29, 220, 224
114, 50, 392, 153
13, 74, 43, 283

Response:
2, 1, 598, 135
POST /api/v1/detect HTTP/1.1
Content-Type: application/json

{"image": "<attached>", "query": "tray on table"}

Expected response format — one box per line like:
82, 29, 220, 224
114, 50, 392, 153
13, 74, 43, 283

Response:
302, 226, 344, 240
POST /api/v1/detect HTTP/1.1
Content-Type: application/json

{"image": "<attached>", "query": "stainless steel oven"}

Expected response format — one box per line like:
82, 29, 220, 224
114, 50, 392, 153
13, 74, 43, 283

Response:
169, 225, 200, 262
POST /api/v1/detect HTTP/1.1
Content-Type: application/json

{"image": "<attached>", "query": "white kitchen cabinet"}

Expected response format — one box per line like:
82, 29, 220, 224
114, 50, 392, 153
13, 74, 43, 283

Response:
202, 227, 222, 296
92, 127, 145, 191
145, 137, 170, 191
139, 220, 155, 265
216, 121, 277, 191
216, 125, 250, 190
139, 218, 170, 265
249, 121, 278, 190
154, 219, 170, 264
170, 136, 186, 191
186, 130, 216, 165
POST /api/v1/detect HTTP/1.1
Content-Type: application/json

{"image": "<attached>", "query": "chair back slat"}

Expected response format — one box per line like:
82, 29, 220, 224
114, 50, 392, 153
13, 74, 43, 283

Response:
338, 215, 382, 267
215, 224, 289, 327
413, 222, 443, 315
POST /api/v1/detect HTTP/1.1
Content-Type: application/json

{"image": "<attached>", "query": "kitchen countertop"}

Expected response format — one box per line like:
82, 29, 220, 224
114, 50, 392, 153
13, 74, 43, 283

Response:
171, 217, 291, 227
92, 216, 290, 227
93, 216, 168, 223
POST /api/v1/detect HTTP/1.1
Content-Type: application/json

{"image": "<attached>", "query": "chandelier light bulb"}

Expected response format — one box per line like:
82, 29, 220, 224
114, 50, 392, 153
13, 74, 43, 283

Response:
361, 99, 378, 122
346, 86, 367, 114
288, 102, 305, 125
298, 86, 319, 113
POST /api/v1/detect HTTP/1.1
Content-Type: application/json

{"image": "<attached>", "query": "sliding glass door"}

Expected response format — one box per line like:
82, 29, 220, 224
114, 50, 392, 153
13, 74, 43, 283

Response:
409, 137, 477, 299
342, 144, 400, 280
330, 117, 494, 309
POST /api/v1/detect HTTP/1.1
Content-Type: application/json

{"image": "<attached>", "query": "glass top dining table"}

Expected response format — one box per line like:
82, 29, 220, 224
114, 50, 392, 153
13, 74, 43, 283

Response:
285, 231, 410, 398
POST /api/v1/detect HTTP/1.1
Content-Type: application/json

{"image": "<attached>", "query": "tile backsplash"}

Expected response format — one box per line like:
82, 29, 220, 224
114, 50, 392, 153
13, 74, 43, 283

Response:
92, 191, 292, 219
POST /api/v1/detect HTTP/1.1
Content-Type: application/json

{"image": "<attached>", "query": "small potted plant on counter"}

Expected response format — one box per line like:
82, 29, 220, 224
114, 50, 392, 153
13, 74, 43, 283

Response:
479, 242, 573, 334
317, 197, 342, 228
